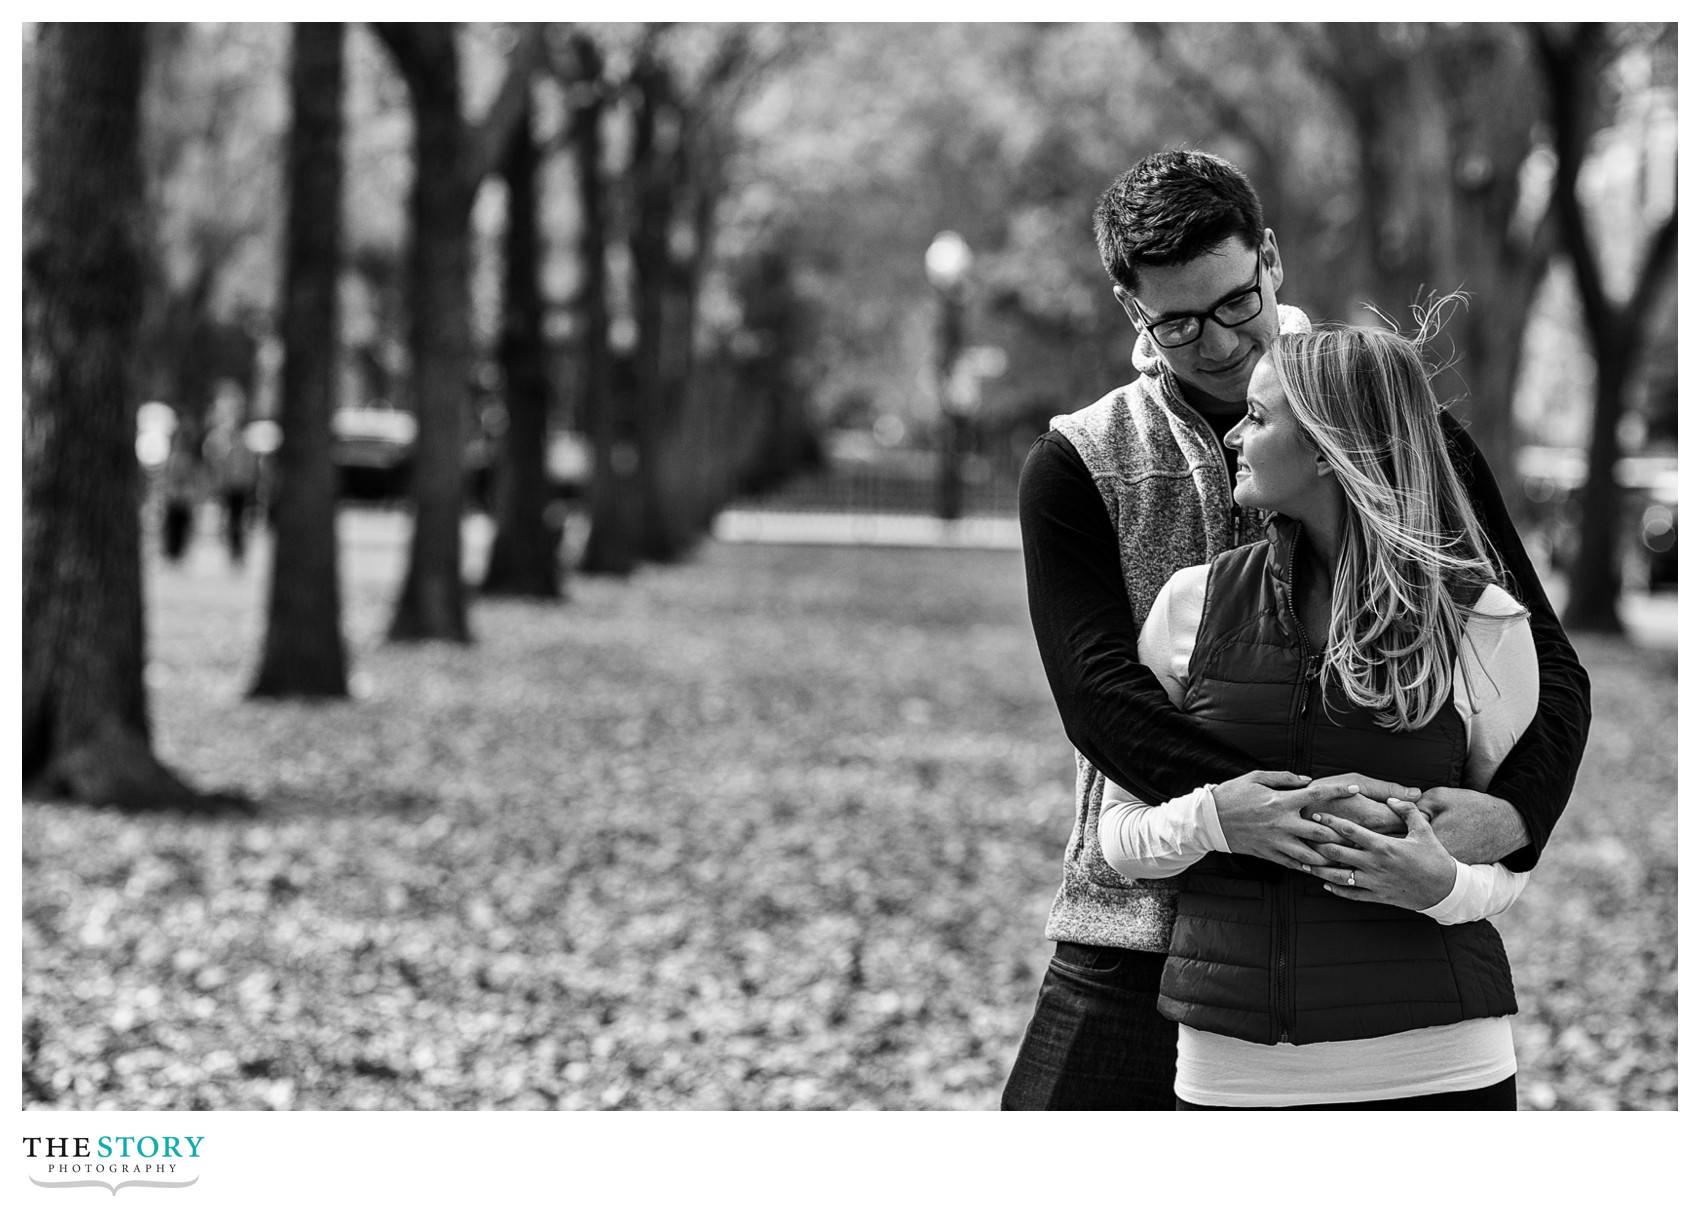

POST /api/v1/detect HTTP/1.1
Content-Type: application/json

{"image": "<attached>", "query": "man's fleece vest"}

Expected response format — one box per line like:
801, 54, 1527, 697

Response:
1155, 523, 1519, 1046
1040, 305, 1315, 951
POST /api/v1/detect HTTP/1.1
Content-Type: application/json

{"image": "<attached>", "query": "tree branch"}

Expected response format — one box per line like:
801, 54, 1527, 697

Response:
1617, 209, 1678, 371
539, 31, 610, 156
1530, 22, 1616, 346
1128, 23, 1280, 171
1273, 20, 1353, 94
466, 23, 548, 189
371, 22, 444, 97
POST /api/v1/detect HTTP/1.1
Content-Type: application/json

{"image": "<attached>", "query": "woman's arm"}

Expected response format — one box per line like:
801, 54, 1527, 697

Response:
1099, 783, 1226, 880
1423, 861, 1531, 924
1439, 413, 1592, 870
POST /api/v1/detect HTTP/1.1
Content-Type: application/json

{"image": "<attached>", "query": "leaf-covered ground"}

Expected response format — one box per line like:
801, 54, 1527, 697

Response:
22, 518, 1677, 1109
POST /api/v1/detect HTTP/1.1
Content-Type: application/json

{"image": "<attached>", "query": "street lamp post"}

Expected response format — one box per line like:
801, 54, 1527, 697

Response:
925, 231, 972, 522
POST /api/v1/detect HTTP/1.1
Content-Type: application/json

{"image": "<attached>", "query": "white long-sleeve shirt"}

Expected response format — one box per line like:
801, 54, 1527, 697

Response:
1099, 563, 1540, 1106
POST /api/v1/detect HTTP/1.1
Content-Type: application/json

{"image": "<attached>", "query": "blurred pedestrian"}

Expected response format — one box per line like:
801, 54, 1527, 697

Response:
159, 423, 203, 564
1001, 150, 1591, 1110
203, 406, 258, 566
1098, 318, 1552, 1109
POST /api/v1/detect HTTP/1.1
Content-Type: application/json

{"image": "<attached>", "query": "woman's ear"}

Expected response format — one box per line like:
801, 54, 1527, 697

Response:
1315, 451, 1334, 478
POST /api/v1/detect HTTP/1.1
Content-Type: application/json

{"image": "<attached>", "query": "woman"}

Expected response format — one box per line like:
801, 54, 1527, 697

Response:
1098, 318, 1539, 1109
159, 423, 204, 564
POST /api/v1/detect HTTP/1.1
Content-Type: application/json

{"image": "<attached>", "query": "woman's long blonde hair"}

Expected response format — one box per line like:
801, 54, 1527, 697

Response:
1265, 307, 1506, 730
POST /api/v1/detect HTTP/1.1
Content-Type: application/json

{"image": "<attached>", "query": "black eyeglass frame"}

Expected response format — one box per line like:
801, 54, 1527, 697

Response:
1128, 256, 1266, 349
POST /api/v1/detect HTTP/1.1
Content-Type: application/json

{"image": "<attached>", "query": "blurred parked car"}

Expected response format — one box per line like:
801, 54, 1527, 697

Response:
1623, 455, 1678, 591
1518, 446, 1677, 592
331, 406, 590, 506
332, 407, 417, 500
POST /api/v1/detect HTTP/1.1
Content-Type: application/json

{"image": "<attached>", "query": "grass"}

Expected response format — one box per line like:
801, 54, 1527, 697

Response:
21, 513, 1677, 1109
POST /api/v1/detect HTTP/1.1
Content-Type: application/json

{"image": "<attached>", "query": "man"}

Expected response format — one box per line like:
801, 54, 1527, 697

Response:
203, 389, 259, 567
1001, 150, 1591, 1110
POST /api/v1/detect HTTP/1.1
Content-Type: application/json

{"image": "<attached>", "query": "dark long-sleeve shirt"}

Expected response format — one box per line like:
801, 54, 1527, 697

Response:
1018, 412, 1590, 872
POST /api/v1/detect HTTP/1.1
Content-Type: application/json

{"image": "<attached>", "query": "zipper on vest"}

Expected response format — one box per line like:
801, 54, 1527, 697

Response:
1167, 386, 1242, 551
1277, 543, 1321, 1045
1278, 877, 1305, 1043
1286, 531, 1323, 774
1272, 882, 1290, 1043
1294, 653, 1322, 772
1275, 652, 1306, 1044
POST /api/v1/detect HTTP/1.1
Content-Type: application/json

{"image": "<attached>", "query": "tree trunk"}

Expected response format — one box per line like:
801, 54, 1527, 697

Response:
683, 156, 727, 534
23, 23, 199, 807
480, 89, 560, 599
376, 25, 473, 642
252, 21, 351, 698
1532, 24, 1675, 633
1564, 344, 1629, 629
627, 56, 692, 563
572, 35, 642, 577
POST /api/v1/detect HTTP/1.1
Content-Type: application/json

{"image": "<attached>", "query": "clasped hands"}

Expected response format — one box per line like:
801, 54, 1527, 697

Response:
1211, 770, 1458, 911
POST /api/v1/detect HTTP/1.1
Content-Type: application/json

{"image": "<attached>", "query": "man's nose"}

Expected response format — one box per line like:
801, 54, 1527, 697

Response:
1198, 318, 1238, 361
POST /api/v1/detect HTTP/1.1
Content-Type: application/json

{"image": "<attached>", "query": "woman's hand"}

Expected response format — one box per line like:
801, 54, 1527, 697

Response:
1305, 800, 1459, 912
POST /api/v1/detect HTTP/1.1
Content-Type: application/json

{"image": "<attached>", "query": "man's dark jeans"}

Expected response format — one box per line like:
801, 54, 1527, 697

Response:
1000, 942, 1176, 1110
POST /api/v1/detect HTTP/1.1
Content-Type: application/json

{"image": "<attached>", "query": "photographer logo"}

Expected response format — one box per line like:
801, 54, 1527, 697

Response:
23, 1135, 202, 1195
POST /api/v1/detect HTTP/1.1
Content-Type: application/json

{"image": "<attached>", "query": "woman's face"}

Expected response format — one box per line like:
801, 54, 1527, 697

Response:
1225, 356, 1329, 516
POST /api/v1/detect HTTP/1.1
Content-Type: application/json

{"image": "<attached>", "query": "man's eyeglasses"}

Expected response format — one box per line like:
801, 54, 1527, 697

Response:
1129, 257, 1265, 349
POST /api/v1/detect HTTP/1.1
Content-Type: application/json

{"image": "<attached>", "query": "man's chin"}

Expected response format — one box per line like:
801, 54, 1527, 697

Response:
1179, 373, 1250, 416
1207, 357, 1256, 393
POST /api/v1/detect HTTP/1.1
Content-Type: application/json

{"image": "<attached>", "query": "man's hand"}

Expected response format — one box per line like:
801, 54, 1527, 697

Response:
1303, 773, 1421, 836
1308, 800, 1459, 912
1213, 771, 1369, 870
1418, 787, 1530, 865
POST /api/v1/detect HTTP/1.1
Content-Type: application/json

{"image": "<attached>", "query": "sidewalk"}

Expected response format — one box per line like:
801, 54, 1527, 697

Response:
710, 508, 1679, 651
712, 508, 1020, 550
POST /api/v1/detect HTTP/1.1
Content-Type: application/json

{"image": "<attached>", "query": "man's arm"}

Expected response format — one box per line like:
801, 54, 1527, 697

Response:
1019, 430, 1255, 804
1438, 414, 1592, 870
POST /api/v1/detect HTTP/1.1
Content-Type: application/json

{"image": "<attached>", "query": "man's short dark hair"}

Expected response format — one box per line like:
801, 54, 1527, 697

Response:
1093, 150, 1266, 293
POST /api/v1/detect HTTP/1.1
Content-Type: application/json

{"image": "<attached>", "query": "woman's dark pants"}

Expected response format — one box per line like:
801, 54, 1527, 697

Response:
1000, 942, 1176, 1110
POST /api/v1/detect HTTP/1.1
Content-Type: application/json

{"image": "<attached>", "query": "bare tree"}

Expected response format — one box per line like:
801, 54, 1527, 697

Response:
566, 32, 642, 576
565, 26, 786, 571
372, 22, 545, 640
625, 36, 689, 561
481, 85, 561, 599
373, 23, 476, 640
1532, 22, 1677, 633
23, 24, 199, 806
252, 21, 351, 697
625, 27, 766, 562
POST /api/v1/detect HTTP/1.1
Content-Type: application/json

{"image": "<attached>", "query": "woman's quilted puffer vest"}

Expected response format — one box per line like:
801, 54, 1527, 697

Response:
1155, 520, 1518, 1045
